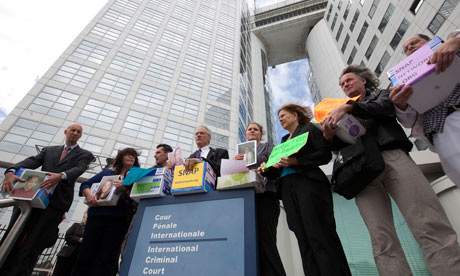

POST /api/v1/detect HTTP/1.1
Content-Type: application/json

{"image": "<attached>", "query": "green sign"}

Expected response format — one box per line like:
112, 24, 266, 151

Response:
265, 132, 309, 168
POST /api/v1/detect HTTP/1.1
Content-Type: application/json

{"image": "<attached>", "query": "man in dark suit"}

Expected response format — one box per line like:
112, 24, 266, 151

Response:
184, 125, 229, 177
0, 123, 94, 276
52, 212, 87, 276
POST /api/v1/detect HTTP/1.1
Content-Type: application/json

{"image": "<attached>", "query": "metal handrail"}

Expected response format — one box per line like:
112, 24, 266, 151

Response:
0, 199, 32, 268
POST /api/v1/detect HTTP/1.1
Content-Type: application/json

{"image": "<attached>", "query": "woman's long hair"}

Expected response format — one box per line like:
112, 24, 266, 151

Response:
278, 104, 313, 125
111, 147, 140, 175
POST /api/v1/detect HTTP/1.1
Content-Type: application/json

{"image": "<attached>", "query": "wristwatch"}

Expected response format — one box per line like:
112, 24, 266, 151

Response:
60, 172, 67, 180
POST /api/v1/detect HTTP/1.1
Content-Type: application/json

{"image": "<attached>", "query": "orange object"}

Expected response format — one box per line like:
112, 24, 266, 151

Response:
314, 96, 359, 122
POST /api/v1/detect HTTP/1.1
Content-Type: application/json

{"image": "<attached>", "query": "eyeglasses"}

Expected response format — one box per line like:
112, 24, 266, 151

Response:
402, 38, 422, 55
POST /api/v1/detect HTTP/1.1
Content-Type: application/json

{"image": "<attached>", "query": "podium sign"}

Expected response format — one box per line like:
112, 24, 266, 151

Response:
120, 189, 257, 276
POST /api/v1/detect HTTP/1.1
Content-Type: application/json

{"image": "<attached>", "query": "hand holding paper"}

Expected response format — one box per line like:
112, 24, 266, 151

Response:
264, 132, 309, 169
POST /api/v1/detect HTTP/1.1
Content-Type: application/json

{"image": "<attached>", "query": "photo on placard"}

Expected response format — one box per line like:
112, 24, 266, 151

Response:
236, 140, 257, 166
96, 178, 114, 200
9, 170, 47, 199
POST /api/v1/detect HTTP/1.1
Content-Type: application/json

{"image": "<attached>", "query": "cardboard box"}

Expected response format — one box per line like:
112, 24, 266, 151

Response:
217, 170, 265, 193
85, 175, 121, 206
131, 168, 172, 201
8, 168, 55, 209
171, 162, 216, 195
336, 114, 366, 144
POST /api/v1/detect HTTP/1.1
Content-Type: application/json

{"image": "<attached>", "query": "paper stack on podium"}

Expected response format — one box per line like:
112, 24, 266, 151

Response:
217, 160, 265, 192
387, 36, 460, 113
171, 162, 216, 195
130, 168, 172, 201
8, 168, 55, 209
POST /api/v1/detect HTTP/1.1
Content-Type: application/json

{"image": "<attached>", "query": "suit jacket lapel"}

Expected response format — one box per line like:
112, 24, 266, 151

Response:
207, 147, 216, 161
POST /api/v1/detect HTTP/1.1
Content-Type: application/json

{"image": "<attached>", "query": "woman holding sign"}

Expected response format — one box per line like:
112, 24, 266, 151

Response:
234, 122, 286, 276
259, 104, 350, 276
72, 148, 140, 276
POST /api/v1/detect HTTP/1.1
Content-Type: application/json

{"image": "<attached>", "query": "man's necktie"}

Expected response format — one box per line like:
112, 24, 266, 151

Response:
195, 149, 202, 159
59, 146, 70, 162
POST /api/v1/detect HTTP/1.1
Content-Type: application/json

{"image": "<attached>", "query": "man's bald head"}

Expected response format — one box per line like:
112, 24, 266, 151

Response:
64, 123, 83, 146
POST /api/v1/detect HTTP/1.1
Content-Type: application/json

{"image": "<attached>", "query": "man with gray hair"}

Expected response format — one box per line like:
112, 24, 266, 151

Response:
184, 125, 228, 177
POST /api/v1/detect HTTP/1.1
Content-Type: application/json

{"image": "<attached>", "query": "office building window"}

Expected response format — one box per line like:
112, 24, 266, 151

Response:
183, 54, 207, 75
28, 86, 78, 119
215, 35, 234, 51
177, 72, 203, 95
338, 0, 344, 10
331, 13, 338, 31
109, 51, 143, 75
390, 18, 410, 50
205, 104, 230, 130
210, 132, 229, 149
132, 20, 158, 38
134, 84, 167, 109
211, 63, 232, 84
113, 0, 139, 13
341, 34, 350, 53
350, 10, 360, 31
162, 120, 195, 154
89, 24, 121, 44
207, 82, 231, 105
53, 61, 96, 89
326, 5, 333, 21
145, 63, 174, 87
336, 23, 344, 41
213, 48, 233, 66
171, 5, 193, 21
170, 94, 200, 121
95, 73, 133, 100
141, 7, 164, 25
0, 119, 58, 156
344, 1, 352, 20
79, 134, 106, 154
192, 26, 213, 42
77, 99, 120, 130
347, 47, 357, 65
410, 0, 424, 14
121, 34, 151, 55
378, 3, 395, 33
188, 39, 210, 57
365, 35, 379, 60
238, 120, 246, 143
368, 0, 380, 19
160, 30, 185, 46
153, 45, 180, 65
167, 16, 189, 33
375, 51, 391, 76
121, 110, 158, 141
427, 0, 457, 35
196, 15, 215, 30
102, 9, 131, 28
357, 21, 369, 45
147, 0, 169, 13
72, 40, 109, 64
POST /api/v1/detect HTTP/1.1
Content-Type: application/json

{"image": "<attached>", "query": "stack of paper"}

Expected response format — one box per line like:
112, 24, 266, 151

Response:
171, 162, 216, 195
217, 160, 264, 192
130, 168, 172, 201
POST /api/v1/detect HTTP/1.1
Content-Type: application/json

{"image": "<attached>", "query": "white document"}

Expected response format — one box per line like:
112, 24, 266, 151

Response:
409, 56, 460, 113
220, 159, 248, 176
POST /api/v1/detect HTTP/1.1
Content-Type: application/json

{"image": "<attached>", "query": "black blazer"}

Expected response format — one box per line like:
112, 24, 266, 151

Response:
9, 145, 94, 212
264, 123, 331, 183
57, 222, 85, 258
189, 147, 229, 177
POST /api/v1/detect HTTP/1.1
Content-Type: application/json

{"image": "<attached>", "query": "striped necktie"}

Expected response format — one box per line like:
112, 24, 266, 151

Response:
59, 146, 70, 162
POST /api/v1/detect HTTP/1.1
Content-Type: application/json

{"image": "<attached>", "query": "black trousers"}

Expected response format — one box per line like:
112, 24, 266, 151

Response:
71, 216, 129, 276
52, 246, 80, 276
256, 192, 286, 276
0, 206, 63, 276
280, 174, 351, 276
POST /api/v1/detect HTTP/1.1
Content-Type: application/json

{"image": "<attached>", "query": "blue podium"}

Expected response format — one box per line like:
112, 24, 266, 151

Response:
120, 188, 258, 276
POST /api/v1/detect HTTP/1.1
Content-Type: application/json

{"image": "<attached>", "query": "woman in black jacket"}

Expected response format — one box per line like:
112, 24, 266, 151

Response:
260, 104, 351, 276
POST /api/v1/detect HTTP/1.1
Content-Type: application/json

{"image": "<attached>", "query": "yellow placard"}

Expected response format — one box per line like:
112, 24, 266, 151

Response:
314, 96, 359, 122
172, 163, 204, 189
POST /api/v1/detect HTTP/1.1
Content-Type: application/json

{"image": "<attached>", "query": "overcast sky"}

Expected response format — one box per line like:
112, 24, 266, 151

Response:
0, 0, 312, 142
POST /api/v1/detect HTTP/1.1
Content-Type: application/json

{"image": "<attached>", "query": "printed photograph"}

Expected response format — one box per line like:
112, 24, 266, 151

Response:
9, 170, 47, 199
95, 178, 114, 200
237, 140, 257, 166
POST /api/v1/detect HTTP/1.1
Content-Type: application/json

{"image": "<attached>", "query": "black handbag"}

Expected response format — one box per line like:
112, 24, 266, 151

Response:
331, 133, 385, 199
